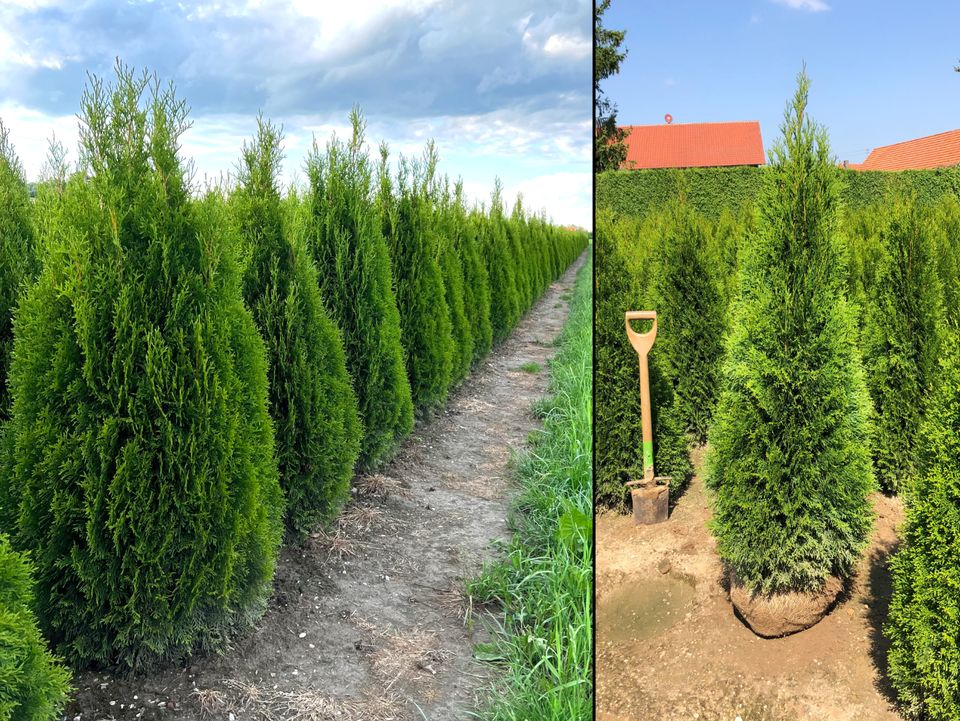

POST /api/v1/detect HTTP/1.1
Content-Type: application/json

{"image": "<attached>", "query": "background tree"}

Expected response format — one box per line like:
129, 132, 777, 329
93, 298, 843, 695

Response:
451, 181, 492, 363
706, 70, 874, 595
595, 0, 629, 173
234, 117, 361, 536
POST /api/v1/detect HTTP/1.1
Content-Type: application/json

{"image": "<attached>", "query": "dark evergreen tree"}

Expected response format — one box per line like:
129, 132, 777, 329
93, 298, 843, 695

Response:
481, 182, 521, 344
452, 182, 492, 363
934, 196, 960, 329
234, 117, 361, 536
2, 65, 283, 669
0, 534, 71, 720
861, 198, 944, 493
507, 197, 533, 312
304, 109, 413, 468
649, 200, 726, 442
706, 71, 874, 595
377, 145, 454, 411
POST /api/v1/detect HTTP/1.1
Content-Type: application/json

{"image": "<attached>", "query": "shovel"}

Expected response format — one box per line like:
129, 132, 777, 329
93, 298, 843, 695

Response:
624, 310, 672, 524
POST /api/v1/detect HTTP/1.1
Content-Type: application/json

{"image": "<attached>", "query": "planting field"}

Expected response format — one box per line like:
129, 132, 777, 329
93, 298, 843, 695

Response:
60, 250, 587, 721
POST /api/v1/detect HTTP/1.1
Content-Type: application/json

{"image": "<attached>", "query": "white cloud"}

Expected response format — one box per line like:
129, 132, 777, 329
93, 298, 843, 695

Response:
542, 33, 591, 60
772, 0, 830, 11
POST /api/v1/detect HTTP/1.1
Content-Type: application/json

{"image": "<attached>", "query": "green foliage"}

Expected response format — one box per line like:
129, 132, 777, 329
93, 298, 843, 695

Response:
480, 182, 521, 344
467, 258, 593, 720
595, 210, 690, 509
452, 183, 493, 363
861, 198, 944, 493
705, 206, 753, 319
507, 198, 534, 312
0, 121, 37, 421
933, 196, 960, 329
234, 117, 361, 536
304, 109, 414, 468
706, 71, 874, 595
885, 335, 960, 720
0, 535, 71, 721
649, 200, 726, 441
377, 145, 454, 411
2, 65, 283, 669
595, 0, 628, 172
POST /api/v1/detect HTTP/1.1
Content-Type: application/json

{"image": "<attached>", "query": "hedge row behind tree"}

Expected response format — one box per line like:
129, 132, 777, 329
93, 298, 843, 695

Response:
3, 65, 284, 669
234, 116, 361, 537
706, 70, 874, 595
0, 534, 71, 721
304, 110, 414, 468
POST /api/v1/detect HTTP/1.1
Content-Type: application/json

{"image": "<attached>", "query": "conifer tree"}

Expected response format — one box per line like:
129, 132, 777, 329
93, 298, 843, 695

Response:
650, 200, 726, 441
508, 197, 533, 311
234, 117, 361, 536
0, 534, 71, 720
377, 145, 454, 410
861, 198, 944, 493
934, 196, 960, 329
706, 71, 874, 595
304, 109, 413, 467
482, 182, 521, 344
885, 332, 960, 721
2, 64, 283, 668
452, 182, 492, 363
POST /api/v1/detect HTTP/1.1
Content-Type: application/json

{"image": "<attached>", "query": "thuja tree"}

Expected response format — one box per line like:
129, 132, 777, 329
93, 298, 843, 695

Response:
3, 66, 283, 668
304, 109, 413, 468
0, 535, 71, 721
0, 122, 36, 421
507, 197, 533, 312
452, 181, 492, 363
885, 333, 960, 720
861, 198, 944, 493
431, 174, 474, 384
649, 200, 726, 441
706, 71, 874, 595
596, 209, 689, 508
377, 145, 454, 410
482, 182, 521, 344
934, 196, 960, 329
234, 117, 361, 536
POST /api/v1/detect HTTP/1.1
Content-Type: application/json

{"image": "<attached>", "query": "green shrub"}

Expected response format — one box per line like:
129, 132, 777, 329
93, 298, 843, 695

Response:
507, 198, 533, 312
706, 71, 874, 595
304, 109, 414, 468
3, 65, 283, 669
480, 183, 521, 344
843, 204, 887, 330
649, 200, 726, 441
705, 206, 752, 320
861, 197, 944, 493
452, 182, 492, 363
595, 209, 689, 509
885, 334, 960, 720
933, 196, 960, 329
0, 535, 71, 721
377, 146, 454, 411
234, 117, 361, 536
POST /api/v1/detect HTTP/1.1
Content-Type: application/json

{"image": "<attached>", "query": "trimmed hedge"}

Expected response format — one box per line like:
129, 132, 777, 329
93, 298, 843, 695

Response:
3, 65, 284, 669
235, 117, 362, 536
0, 535, 70, 721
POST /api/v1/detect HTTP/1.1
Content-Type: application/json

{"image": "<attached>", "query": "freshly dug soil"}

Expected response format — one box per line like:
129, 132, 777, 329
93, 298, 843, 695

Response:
730, 571, 844, 638
597, 446, 907, 721
64, 253, 586, 721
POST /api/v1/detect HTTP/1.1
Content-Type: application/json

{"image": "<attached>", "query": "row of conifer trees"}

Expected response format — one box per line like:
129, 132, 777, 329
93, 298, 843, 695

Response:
597, 71, 960, 718
0, 64, 587, 713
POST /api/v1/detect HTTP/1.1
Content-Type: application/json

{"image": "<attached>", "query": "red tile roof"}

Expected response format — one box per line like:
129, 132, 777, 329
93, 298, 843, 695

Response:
858, 128, 960, 171
618, 121, 765, 169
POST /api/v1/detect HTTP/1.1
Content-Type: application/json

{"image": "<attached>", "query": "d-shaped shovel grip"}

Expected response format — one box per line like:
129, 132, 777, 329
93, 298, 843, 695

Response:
625, 310, 658, 357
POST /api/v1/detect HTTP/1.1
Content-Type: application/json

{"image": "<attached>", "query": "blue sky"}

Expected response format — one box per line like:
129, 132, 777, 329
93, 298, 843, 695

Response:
602, 0, 960, 165
0, 0, 591, 228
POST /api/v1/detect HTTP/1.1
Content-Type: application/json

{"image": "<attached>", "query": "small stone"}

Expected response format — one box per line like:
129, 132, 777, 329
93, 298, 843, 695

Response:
109, 701, 116, 706
298, 632, 306, 638
657, 557, 671, 574
229, 713, 236, 721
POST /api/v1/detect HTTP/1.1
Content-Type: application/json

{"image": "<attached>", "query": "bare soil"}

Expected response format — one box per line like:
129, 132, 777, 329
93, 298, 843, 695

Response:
596, 445, 907, 721
64, 253, 586, 721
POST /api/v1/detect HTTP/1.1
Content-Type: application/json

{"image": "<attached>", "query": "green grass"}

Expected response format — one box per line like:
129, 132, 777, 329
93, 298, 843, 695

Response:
518, 361, 542, 374
466, 255, 593, 720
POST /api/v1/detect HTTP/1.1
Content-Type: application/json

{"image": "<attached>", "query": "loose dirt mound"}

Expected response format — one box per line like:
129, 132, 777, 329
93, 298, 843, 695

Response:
65, 253, 586, 721
597, 446, 906, 721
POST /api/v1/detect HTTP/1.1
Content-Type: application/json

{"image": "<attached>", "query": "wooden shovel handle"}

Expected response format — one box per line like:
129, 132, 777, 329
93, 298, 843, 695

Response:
625, 310, 658, 356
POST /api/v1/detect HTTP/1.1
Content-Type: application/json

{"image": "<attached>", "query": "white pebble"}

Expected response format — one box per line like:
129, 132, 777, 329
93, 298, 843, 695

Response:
298, 632, 306, 638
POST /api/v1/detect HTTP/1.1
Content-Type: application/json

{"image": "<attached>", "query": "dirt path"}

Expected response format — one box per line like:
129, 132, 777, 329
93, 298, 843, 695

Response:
596, 446, 906, 721
65, 252, 586, 721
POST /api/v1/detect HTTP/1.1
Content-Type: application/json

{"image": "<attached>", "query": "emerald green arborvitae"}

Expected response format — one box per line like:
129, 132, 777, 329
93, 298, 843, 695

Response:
234, 117, 361, 537
377, 146, 454, 411
861, 198, 944, 494
452, 182, 492, 363
650, 200, 726, 442
0, 535, 71, 721
3, 65, 283, 669
885, 332, 960, 721
0, 122, 36, 420
431, 173, 474, 384
595, 209, 690, 509
706, 71, 874, 595
508, 196, 533, 312
482, 182, 521, 344
934, 196, 960, 329
304, 109, 413, 468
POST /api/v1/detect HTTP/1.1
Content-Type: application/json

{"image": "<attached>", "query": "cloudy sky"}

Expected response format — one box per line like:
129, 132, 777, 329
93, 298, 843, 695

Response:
0, 0, 592, 228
